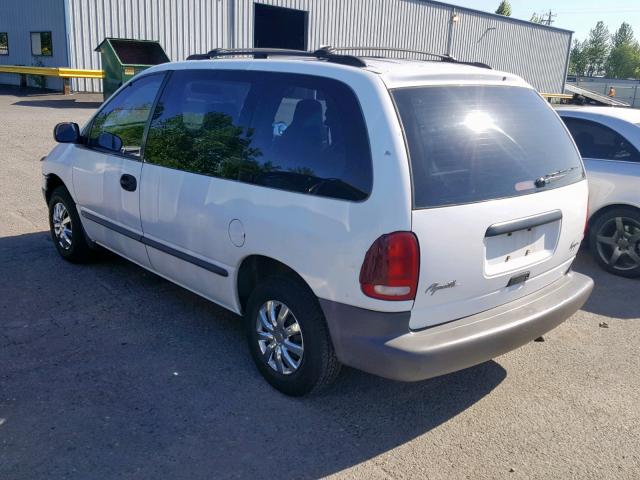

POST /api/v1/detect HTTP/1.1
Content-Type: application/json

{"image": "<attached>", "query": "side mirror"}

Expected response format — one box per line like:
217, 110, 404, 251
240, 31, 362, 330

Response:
53, 122, 80, 143
96, 131, 123, 153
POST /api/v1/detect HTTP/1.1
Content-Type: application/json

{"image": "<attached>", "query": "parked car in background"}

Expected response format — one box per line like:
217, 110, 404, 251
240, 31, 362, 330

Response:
557, 107, 640, 278
42, 50, 593, 396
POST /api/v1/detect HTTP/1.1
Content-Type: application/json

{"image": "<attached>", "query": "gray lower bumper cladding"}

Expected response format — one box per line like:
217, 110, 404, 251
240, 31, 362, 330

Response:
320, 272, 593, 382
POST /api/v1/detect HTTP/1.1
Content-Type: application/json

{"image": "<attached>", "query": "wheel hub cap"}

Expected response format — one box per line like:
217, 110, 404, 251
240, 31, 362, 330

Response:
52, 202, 73, 250
595, 216, 640, 271
256, 300, 304, 375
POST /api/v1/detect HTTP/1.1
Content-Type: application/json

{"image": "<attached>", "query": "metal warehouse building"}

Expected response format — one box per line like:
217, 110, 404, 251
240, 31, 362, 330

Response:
0, 0, 573, 93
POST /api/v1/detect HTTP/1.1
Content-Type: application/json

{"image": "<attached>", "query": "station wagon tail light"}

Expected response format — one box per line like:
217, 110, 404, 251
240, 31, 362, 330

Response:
359, 232, 419, 301
585, 198, 590, 235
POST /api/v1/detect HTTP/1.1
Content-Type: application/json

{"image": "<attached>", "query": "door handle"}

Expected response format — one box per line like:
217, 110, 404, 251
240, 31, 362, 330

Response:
120, 174, 137, 192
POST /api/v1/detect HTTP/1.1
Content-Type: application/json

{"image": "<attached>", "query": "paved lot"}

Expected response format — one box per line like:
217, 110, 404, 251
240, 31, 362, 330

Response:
0, 86, 639, 480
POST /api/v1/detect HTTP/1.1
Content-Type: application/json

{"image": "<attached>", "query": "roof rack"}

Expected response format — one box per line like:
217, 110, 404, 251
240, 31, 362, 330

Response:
186, 47, 367, 67
186, 46, 491, 70
328, 47, 492, 69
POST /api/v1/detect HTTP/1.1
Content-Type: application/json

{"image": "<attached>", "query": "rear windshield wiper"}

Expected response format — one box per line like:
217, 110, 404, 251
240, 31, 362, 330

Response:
534, 167, 579, 188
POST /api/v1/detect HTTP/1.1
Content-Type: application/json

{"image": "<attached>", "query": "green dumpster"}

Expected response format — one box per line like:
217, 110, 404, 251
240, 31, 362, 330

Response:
95, 38, 169, 101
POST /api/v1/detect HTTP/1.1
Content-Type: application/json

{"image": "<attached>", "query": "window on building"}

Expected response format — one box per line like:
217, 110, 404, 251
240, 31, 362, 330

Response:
0, 33, 8, 55
144, 70, 372, 202
87, 73, 165, 157
31, 31, 53, 56
562, 117, 640, 162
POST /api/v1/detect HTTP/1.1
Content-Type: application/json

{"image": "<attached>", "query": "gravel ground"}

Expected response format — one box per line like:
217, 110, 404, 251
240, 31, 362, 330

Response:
0, 86, 639, 480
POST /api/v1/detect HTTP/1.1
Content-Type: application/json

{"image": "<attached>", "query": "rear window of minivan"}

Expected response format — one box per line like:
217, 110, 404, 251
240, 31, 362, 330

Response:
393, 86, 584, 209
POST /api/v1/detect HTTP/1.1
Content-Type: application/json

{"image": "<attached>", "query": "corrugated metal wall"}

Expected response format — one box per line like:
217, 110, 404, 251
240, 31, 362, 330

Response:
0, 0, 67, 90
234, 0, 451, 57
13, 0, 571, 93
450, 8, 571, 93
65, 0, 230, 91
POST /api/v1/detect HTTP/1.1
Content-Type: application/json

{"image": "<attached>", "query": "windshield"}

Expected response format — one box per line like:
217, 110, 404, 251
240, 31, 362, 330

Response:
393, 85, 585, 209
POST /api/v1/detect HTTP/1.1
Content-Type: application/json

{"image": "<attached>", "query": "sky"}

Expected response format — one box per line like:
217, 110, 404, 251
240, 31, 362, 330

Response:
449, 1, 640, 41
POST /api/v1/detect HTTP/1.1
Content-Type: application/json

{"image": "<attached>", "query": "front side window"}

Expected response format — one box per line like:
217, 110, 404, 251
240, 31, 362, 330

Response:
144, 70, 372, 201
393, 86, 585, 209
88, 73, 164, 157
561, 117, 640, 163
31, 32, 52, 56
0, 33, 8, 55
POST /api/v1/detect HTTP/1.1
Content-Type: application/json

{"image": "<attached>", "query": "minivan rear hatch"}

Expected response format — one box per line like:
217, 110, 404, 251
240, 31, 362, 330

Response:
393, 85, 587, 330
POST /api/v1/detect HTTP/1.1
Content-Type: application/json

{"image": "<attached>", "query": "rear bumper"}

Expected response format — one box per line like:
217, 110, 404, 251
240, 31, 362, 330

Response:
320, 271, 593, 382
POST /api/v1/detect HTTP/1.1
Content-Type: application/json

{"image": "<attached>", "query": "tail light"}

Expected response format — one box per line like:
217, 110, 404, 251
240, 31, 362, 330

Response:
359, 232, 420, 301
584, 197, 590, 235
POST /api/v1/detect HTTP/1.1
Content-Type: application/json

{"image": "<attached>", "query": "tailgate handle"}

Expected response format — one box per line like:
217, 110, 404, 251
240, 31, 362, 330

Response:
485, 210, 562, 237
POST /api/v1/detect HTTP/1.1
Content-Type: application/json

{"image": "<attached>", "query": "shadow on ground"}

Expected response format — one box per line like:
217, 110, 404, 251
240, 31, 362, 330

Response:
572, 248, 640, 320
12, 99, 103, 109
0, 231, 505, 479
0, 84, 102, 109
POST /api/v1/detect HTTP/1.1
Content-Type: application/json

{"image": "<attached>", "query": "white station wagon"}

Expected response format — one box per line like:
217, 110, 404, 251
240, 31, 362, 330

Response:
43, 48, 593, 396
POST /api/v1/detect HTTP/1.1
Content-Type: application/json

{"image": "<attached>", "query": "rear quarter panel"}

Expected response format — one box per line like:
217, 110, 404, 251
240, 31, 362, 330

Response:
233, 64, 414, 312
586, 159, 640, 217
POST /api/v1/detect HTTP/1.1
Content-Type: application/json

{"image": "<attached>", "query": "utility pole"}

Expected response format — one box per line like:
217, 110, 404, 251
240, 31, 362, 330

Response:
542, 9, 556, 27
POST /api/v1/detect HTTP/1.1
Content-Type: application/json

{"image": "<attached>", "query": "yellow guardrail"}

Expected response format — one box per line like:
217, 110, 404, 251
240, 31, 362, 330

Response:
540, 93, 573, 100
0, 65, 104, 79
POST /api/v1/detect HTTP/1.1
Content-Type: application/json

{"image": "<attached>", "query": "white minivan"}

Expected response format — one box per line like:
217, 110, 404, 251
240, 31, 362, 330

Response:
43, 49, 593, 396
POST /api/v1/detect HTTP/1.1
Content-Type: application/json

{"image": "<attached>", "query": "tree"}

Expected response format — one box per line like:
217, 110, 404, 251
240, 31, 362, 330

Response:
605, 22, 640, 78
495, 1, 512, 16
529, 10, 556, 26
569, 39, 589, 76
529, 13, 544, 24
584, 21, 610, 76
612, 22, 635, 48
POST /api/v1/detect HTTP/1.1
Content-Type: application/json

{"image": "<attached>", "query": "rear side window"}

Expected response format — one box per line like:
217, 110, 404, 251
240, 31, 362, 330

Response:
144, 70, 372, 201
246, 73, 372, 201
561, 117, 640, 163
88, 73, 164, 157
393, 86, 584, 209
144, 69, 253, 177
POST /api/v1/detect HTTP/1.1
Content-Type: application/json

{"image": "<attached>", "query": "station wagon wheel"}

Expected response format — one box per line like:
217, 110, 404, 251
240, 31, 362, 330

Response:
256, 300, 304, 375
48, 186, 94, 263
245, 275, 341, 396
52, 202, 73, 250
589, 207, 640, 278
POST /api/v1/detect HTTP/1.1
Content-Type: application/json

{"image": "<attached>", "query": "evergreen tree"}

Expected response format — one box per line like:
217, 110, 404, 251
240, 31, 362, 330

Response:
584, 21, 610, 76
569, 39, 588, 77
606, 23, 640, 78
612, 22, 635, 48
495, 1, 512, 16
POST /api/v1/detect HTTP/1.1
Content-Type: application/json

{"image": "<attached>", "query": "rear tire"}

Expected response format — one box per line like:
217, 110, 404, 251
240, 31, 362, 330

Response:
245, 275, 341, 396
48, 186, 94, 263
589, 206, 640, 278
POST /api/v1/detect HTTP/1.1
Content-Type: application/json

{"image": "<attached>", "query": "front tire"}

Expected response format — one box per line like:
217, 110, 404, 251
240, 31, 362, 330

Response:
589, 206, 640, 278
48, 186, 94, 263
245, 276, 341, 396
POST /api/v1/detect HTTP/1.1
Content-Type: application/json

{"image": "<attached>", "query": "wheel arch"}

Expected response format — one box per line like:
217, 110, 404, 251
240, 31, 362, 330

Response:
44, 173, 67, 203
236, 255, 313, 315
589, 202, 640, 227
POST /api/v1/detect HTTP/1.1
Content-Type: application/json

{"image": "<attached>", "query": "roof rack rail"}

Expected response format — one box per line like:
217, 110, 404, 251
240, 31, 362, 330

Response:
185, 46, 491, 70
186, 47, 367, 67
328, 47, 492, 69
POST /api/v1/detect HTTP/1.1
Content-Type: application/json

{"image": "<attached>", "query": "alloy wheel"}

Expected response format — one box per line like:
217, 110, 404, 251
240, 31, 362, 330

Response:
595, 216, 640, 271
255, 300, 304, 375
52, 202, 73, 250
